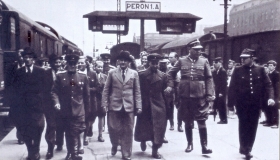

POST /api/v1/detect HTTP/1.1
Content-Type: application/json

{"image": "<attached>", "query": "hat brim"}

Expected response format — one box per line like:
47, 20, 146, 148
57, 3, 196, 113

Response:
192, 45, 203, 49
240, 55, 251, 58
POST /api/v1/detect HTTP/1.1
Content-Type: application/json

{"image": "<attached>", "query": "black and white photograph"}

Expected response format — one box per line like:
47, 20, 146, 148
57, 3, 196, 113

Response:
0, 0, 279, 160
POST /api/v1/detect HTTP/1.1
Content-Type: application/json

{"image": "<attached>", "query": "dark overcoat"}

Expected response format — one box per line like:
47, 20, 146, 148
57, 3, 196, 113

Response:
135, 68, 168, 145
86, 69, 99, 118
212, 67, 227, 109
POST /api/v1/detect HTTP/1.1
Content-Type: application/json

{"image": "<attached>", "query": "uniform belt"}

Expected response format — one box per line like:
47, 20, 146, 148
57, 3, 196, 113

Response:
181, 76, 204, 81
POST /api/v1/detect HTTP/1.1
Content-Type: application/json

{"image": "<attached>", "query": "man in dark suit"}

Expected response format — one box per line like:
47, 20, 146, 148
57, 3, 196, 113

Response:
102, 51, 142, 160
12, 47, 45, 160
228, 49, 275, 159
43, 54, 63, 159
51, 52, 90, 160
263, 60, 279, 128
212, 57, 228, 124
135, 53, 168, 159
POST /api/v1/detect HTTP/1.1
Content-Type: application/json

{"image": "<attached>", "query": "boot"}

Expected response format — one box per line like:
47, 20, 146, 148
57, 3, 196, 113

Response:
185, 128, 193, 153
169, 120, 174, 130
71, 137, 83, 160
199, 128, 212, 154
152, 144, 161, 159
46, 143, 54, 159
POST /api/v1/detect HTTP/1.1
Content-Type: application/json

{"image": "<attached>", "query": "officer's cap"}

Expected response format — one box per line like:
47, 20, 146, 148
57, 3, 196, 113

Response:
240, 48, 255, 58
100, 53, 111, 59
267, 60, 277, 66
65, 51, 80, 64
21, 47, 36, 58
147, 53, 162, 62
116, 50, 132, 62
48, 54, 62, 64
214, 57, 222, 62
189, 40, 203, 49
86, 55, 93, 62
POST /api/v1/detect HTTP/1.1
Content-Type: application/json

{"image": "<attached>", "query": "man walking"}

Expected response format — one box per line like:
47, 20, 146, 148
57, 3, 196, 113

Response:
13, 47, 45, 160
228, 49, 274, 159
165, 41, 215, 154
52, 52, 90, 160
135, 53, 168, 159
102, 51, 142, 160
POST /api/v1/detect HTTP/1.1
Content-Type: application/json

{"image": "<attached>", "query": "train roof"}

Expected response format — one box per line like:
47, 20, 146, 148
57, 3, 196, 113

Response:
1, 1, 58, 40
146, 41, 170, 53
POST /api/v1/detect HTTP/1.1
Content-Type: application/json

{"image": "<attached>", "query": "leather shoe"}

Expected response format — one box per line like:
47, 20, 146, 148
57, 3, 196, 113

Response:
140, 142, 146, 151
259, 120, 267, 124
98, 136, 105, 142
271, 125, 279, 129
71, 154, 83, 160
111, 146, 117, 155
65, 153, 71, 160
18, 140, 24, 145
169, 125, 174, 130
217, 121, 227, 124
28, 153, 40, 160
163, 137, 168, 143
122, 157, 131, 160
152, 152, 162, 159
84, 140, 89, 146
263, 123, 273, 127
78, 149, 84, 154
56, 145, 63, 151
87, 130, 93, 137
245, 152, 253, 159
178, 126, 183, 132
46, 151, 53, 159
185, 143, 193, 153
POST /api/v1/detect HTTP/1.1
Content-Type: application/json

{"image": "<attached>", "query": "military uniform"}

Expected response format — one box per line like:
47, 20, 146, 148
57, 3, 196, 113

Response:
51, 60, 90, 159
167, 42, 215, 154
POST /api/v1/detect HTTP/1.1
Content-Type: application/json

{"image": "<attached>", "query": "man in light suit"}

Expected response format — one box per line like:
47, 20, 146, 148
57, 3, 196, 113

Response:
102, 51, 142, 160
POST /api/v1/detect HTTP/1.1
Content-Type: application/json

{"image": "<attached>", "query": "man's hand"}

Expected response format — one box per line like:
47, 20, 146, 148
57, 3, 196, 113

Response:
54, 104, 61, 110
164, 87, 172, 94
268, 99, 275, 106
219, 93, 223, 97
206, 95, 215, 102
136, 109, 142, 115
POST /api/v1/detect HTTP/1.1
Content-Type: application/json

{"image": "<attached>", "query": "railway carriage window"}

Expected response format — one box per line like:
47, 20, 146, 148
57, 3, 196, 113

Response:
40, 40, 43, 52
10, 17, 16, 50
28, 31, 31, 44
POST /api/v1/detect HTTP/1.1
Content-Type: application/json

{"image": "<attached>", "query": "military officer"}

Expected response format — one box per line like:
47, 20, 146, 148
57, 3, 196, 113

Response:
51, 52, 90, 160
165, 40, 215, 154
228, 49, 274, 159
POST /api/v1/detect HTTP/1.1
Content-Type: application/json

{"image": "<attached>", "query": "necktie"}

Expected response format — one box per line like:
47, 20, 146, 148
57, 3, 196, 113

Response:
122, 70, 125, 81
27, 67, 31, 74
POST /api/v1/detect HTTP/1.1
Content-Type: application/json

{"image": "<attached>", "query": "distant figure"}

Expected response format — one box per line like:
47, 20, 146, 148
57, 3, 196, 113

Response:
137, 52, 149, 71
228, 48, 275, 159
102, 51, 142, 160
13, 47, 45, 160
212, 57, 228, 124
209, 31, 216, 40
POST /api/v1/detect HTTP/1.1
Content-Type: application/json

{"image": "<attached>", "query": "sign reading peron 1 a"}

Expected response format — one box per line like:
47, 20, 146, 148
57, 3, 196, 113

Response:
126, 1, 160, 12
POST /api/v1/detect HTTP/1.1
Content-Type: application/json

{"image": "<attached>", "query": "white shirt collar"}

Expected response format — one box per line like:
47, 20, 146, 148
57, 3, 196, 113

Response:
25, 65, 34, 73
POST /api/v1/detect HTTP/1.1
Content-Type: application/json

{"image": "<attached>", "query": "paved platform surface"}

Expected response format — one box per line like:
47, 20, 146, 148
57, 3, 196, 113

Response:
0, 111, 278, 160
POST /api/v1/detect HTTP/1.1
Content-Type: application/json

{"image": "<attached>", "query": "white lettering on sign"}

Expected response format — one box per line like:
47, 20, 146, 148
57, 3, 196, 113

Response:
103, 20, 125, 31
126, 1, 160, 12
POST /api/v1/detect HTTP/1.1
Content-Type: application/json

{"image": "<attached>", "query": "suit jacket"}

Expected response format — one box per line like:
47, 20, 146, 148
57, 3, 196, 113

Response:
228, 64, 274, 111
96, 72, 107, 107
102, 67, 142, 112
212, 67, 227, 99
13, 65, 45, 126
268, 70, 279, 100
51, 71, 90, 121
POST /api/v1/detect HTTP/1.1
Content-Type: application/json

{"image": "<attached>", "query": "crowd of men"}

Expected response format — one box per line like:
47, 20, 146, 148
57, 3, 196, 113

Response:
7, 42, 279, 160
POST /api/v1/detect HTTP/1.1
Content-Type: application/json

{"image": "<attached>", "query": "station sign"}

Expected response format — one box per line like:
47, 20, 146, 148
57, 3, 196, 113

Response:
156, 19, 196, 34
126, 1, 160, 12
88, 17, 129, 35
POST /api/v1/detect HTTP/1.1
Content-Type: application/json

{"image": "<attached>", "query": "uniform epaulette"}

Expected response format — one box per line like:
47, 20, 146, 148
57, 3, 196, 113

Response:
56, 70, 66, 74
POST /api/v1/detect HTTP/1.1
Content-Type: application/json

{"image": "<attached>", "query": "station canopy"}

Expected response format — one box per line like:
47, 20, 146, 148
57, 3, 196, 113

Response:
83, 11, 202, 34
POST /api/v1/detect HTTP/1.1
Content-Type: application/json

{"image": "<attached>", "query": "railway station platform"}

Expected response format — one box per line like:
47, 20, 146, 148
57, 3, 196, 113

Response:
0, 111, 278, 160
